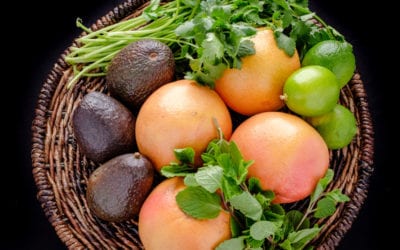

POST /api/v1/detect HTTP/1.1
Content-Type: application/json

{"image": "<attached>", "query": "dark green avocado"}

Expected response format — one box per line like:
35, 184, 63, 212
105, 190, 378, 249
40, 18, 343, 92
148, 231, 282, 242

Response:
72, 91, 136, 163
106, 39, 175, 111
86, 152, 154, 222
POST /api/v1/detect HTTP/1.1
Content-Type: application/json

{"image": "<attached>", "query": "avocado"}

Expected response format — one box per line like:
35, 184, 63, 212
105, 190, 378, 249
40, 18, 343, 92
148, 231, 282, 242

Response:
106, 39, 175, 111
86, 152, 154, 222
72, 91, 136, 163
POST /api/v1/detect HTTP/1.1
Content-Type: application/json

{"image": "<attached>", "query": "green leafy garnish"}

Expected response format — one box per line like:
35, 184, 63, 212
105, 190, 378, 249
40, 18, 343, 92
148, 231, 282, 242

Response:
65, 0, 346, 88
161, 131, 349, 249
176, 186, 222, 219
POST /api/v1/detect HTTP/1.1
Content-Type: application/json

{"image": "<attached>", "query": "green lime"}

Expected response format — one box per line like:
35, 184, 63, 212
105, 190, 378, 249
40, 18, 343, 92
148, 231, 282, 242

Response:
302, 40, 356, 88
282, 65, 340, 117
307, 104, 357, 149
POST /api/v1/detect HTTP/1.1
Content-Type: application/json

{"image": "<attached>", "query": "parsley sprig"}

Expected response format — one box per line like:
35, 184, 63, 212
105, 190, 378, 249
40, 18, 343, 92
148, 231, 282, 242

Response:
161, 128, 349, 250
65, 0, 346, 88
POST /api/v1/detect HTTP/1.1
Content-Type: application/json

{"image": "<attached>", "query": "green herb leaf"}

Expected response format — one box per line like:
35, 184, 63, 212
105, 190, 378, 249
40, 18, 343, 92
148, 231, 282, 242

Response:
160, 164, 194, 177
287, 227, 321, 249
250, 221, 278, 240
201, 32, 225, 64
289, 0, 308, 8
174, 147, 195, 164
176, 186, 222, 219
175, 20, 196, 37
274, 30, 296, 57
228, 141, 253, 184
285, 210, 309, 231
237, 39, 256, 58
279, 239, 294, 250
229, 191, 263, 221
310, 169, 334, 203
143, 0, 162, 20
183, 174, 199, 186
195, 165, 224, 193
314, 197, 336, 219
326, 189, 350, 203
216, 237, 245, 250
220, 176, 242, 201
246, 236, 265, 248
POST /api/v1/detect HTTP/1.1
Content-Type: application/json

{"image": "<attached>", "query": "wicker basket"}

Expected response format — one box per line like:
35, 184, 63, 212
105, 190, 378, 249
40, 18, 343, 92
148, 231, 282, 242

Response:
31, 0, 375, 249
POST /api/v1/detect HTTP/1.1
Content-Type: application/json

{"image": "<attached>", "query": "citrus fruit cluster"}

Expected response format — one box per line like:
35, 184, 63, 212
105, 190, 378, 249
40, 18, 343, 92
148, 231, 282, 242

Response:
282, 40, 358, 149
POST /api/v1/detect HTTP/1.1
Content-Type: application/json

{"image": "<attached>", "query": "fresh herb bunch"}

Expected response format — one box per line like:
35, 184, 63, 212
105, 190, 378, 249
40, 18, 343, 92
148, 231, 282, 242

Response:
65, 0, 344, 88
161, 125, 349, 250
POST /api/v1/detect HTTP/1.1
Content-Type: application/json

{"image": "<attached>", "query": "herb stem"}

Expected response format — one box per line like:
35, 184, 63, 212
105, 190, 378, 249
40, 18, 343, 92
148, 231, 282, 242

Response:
67, 50, 119, 88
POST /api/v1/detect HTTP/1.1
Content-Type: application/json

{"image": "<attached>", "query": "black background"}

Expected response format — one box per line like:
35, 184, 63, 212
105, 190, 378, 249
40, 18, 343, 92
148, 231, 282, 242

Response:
5, 0, 393, 249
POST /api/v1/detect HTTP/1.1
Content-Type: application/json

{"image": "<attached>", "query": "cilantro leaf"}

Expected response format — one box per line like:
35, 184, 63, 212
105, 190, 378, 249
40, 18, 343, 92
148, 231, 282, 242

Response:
201, 32, 225, 64
274, 30, 296, 57
176, 186, 222, 219
175, 20, 197, 38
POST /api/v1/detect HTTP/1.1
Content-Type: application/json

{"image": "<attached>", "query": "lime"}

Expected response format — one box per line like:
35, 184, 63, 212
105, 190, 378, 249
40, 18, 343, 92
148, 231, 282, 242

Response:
282, 65, 340, 117
307, 104, 357, 149
302, 40, 356, 88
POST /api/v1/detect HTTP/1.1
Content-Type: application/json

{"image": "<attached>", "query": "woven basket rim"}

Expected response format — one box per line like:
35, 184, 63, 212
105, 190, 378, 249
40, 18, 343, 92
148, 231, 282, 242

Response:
31, 0, 375, 249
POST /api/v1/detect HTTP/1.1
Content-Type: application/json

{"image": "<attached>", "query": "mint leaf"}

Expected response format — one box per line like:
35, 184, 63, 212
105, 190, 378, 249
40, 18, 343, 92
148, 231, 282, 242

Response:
265, 203, 285, 220
183, 174, 198, 186
229, 191, 263, 221
230, 142, 253, 183
215, 141, 252, 185
314, 197, 336, 219
220, 177, 242, 201
248, 177, 263, 193
287, 227, 321, 249
195, 165, 224, 193
176, 186, 222, 219
285, 210, 309, 231
279, 239, 293, 250
246, 237, 264, 248
250, 221, 277, 240
326, 189, 350, 203
160, 164, 194, 178
310, 169, 333, 203
319, 169, 334, 189
174, 147, 195, 164
289, 0, 309, 8
216, 238, 244, 250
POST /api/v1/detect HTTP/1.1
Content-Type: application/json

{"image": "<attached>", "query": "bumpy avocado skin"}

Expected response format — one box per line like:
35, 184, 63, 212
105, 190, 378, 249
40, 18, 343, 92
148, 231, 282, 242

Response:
86, 153, 154, 222
72, 91, 136, 163
106, 39, 175, 111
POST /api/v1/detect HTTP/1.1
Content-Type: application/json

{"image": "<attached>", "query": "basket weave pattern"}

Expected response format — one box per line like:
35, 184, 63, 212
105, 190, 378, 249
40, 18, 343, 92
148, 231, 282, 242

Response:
31, 0, 374, 249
